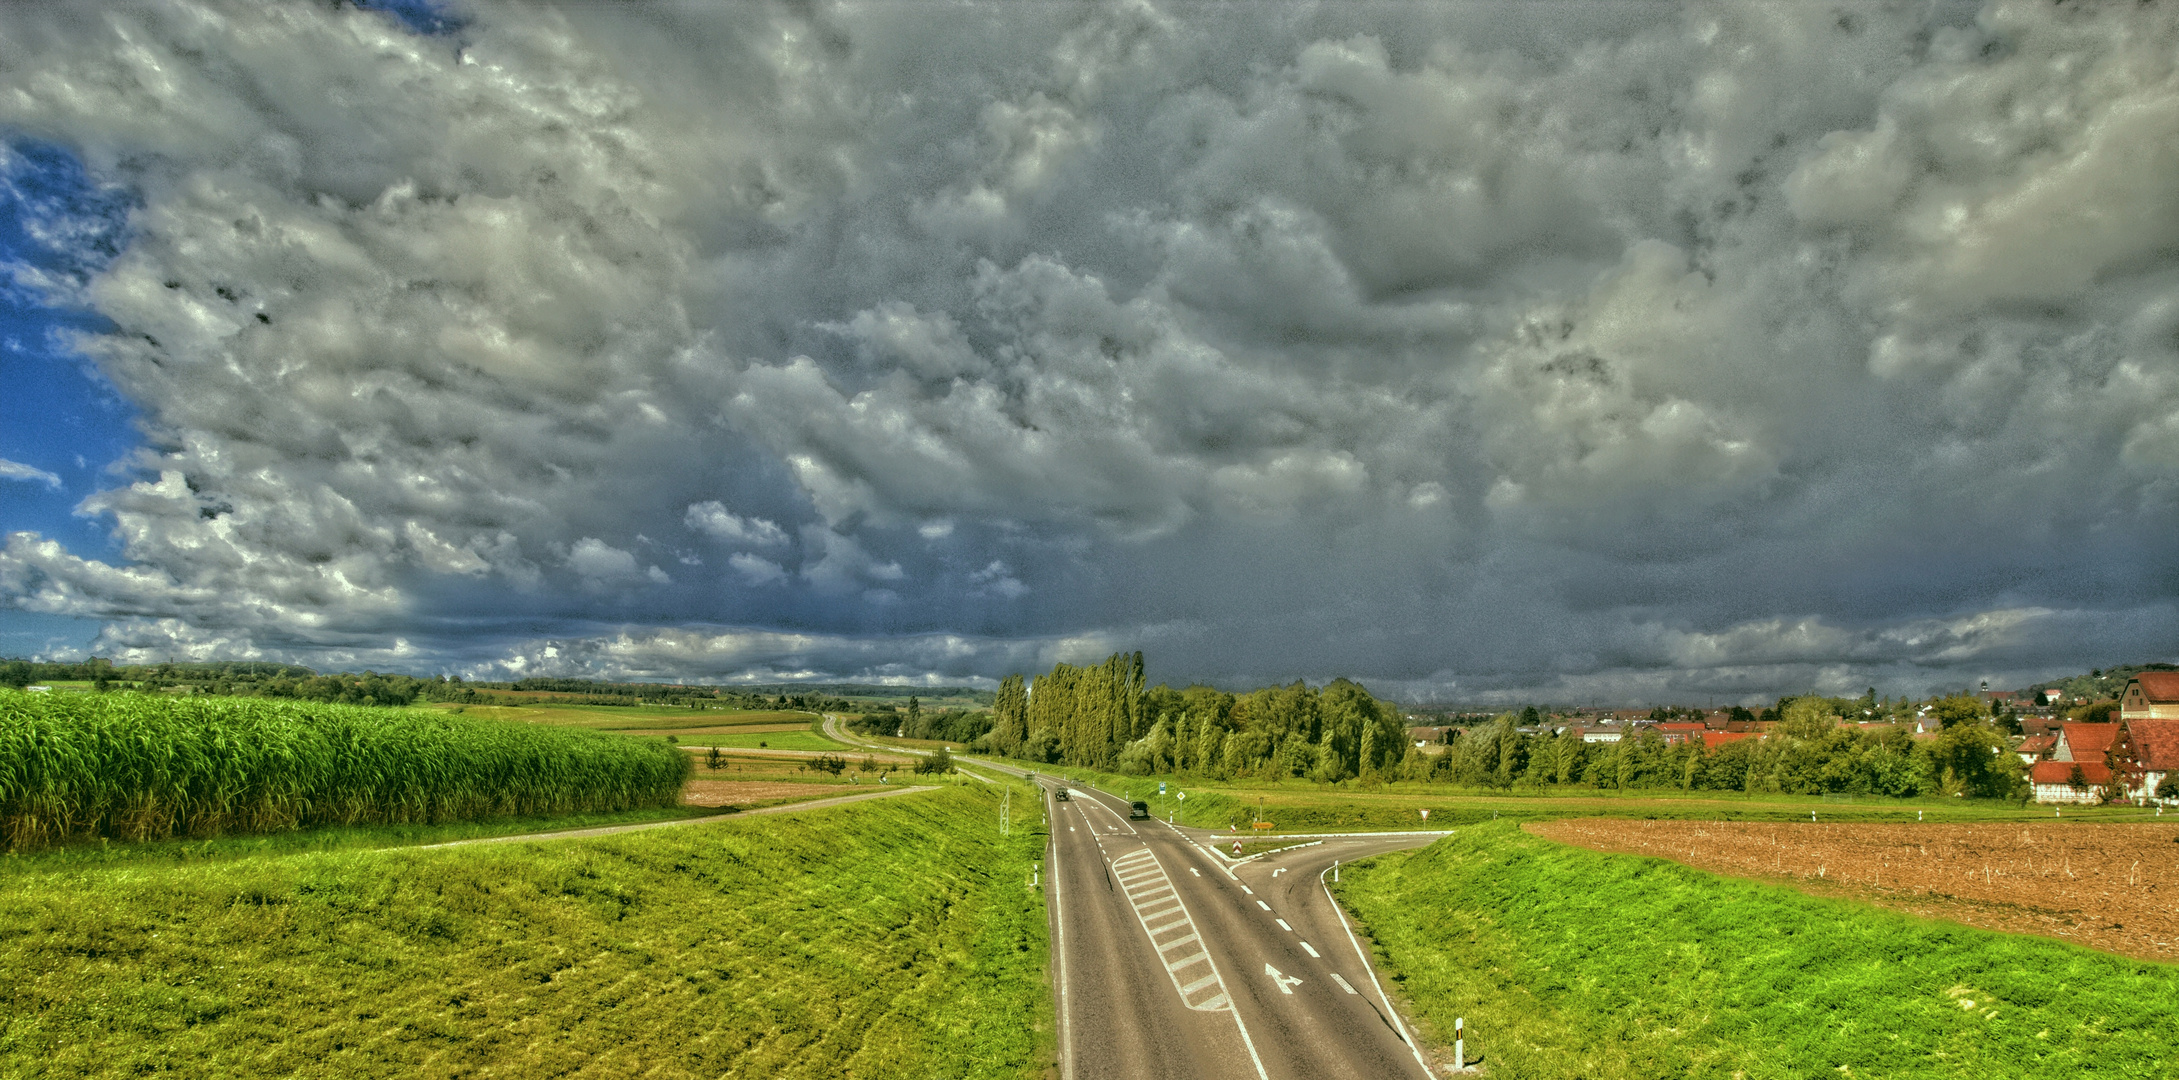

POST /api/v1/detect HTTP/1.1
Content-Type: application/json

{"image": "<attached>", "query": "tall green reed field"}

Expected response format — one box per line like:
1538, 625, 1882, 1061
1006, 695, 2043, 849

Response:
0, 689, 690, 850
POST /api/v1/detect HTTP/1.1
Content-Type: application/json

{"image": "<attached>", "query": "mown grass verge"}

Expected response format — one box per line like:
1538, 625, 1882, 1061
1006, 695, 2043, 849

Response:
1337, 822, 2178, 1078
0, 783, 1050, 1078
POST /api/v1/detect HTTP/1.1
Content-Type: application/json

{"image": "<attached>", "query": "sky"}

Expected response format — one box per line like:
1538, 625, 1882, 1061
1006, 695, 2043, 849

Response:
1, 0, 2176, 705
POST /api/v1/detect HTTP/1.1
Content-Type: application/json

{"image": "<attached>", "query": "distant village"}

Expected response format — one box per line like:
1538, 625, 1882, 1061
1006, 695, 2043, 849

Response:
1407, 666, 2179, 806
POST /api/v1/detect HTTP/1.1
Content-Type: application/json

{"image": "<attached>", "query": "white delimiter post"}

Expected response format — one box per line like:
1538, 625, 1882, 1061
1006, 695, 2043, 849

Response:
1454, 1017, 1465, 1072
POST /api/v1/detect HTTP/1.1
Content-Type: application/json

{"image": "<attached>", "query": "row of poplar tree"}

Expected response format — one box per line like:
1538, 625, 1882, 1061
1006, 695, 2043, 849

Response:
983, 652, 1411, 783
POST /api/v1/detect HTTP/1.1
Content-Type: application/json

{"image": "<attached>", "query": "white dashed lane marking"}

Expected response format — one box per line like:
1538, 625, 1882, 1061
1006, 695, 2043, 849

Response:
1330, 973, 1359, 995
1300, 941, 1320, 958
1276, 919, 1292, 931
1111, 847, 1235, 1013
1256, 900, 1271, 911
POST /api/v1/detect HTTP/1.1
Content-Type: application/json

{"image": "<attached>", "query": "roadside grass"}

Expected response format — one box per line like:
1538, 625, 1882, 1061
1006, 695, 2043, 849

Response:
0, 784, 1052, 1079
1337, 822, 2178, 1079
1007, 760, 2155, 831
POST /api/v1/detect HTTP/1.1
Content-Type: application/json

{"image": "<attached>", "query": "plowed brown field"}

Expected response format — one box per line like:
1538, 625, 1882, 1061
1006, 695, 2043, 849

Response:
1530, 818, 2179, 962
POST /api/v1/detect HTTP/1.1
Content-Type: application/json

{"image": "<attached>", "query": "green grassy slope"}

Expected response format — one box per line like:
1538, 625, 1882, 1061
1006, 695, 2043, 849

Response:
0, 784, 1050, 1079
1338, 823, 2178, 1079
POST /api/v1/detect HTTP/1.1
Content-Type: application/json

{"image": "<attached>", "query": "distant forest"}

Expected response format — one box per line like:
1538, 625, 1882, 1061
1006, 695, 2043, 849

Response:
970, 655, 2045, 799
0, 660, 872, 713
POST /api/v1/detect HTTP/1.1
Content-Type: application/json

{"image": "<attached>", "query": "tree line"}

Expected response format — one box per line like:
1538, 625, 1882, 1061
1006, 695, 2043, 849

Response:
1428, 697, 2024, 799
983, 653, 1411, 783
0, 660, 861, 713
979, 656, 2035, 800
844, 697, 994, 744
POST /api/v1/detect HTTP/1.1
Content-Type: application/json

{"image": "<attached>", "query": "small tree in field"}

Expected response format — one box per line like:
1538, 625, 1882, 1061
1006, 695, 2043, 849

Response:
706, 746, 723, 771
811, 753, 847, 776
916, 746, 954, 775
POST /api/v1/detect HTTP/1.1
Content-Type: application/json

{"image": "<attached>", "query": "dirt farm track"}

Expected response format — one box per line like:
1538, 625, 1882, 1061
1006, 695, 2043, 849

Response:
1531, 819, 2179, 963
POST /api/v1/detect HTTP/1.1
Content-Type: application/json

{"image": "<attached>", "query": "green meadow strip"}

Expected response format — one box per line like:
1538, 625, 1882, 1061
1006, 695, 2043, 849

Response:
0, 689, 690, 849
0, 783, 1050, 1078
1337, 823, 2178, 1079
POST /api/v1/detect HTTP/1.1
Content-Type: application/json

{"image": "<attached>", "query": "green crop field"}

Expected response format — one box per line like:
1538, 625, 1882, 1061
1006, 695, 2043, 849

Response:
678, 730, 852, 752
1336, 823, 2178, 1078
0, 782, 1051, 1078
0, 689, 690, 850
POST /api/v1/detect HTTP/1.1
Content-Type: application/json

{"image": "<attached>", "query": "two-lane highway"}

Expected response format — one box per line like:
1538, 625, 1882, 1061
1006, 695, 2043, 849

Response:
1043, 778, 1442, 1079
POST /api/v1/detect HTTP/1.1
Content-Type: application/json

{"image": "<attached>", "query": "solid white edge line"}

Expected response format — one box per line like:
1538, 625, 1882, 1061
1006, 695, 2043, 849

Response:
1322, 865, 1437, 1080
1052, 793, 1074, 1080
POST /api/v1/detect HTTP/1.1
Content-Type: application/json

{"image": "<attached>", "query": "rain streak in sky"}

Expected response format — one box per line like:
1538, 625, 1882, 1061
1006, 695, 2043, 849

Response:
2, 0, 2177, 704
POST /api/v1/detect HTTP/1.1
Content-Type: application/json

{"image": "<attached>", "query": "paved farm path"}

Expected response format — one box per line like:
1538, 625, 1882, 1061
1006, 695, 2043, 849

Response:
415, 784, 938, 849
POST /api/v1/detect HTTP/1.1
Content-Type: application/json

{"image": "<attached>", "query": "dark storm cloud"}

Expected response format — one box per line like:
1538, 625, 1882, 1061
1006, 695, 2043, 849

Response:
1, 0, 2176, 702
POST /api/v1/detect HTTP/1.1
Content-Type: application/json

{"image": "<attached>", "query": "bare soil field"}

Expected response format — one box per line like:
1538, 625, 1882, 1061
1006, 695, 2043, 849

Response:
681, 780, 844, 808
1530, 818, 2179, 962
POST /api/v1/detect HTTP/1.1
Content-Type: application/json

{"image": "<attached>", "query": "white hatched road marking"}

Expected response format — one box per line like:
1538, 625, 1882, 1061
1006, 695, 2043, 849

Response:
1109, 847, 1237, 1013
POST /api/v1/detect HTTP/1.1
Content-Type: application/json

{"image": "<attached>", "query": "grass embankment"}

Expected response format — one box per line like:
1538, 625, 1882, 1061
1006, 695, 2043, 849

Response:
0, 691, 690, 851
1014, 760, 2153, 832
0, 782, 1051, 1078
1337, 822, 2178, 1078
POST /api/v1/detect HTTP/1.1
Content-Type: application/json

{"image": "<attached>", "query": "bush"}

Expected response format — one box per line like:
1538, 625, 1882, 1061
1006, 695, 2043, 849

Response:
915, 747, 954, 775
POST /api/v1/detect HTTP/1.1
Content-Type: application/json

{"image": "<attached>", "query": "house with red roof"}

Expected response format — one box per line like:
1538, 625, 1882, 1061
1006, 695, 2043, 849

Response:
1654, 722, 1707, 745
2029, 759, 2112, 804
2119, 673, 2179, 721
2014, 734, 2057, 765
2053, 722, 2120, 764
2111, 718, 2179, 802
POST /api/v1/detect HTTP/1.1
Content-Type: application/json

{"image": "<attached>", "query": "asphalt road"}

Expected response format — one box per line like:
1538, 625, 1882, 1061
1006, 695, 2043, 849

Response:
817, 720, 1450, 1076
1041, 778, 1443, 1080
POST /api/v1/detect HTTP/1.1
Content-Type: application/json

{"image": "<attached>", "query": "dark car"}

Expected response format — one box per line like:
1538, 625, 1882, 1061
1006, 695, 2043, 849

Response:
1053, 787, 1070, 801
1129, 800, 1150, 819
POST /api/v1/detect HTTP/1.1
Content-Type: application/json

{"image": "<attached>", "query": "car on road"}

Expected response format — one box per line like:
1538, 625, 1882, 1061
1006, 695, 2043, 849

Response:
1053, 787, 1070, 801
1128, 800, 1149, 819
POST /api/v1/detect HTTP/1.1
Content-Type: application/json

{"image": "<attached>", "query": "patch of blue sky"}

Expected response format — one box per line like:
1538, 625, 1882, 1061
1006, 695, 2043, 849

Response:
0, 138, 141, 659
0, 137, 138, 549
358, 0, 466, 37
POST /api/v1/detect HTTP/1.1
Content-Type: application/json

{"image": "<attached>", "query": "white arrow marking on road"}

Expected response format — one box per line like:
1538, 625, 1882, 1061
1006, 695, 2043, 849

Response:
1271, 868, 1286, 877
1265, 964, 1303, 995
1189, 868, 1201, 876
